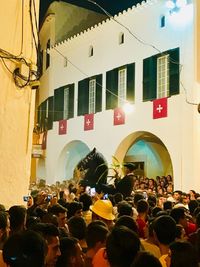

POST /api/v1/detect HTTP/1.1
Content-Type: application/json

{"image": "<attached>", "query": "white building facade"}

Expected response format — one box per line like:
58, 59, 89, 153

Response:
37, 0, 200, 192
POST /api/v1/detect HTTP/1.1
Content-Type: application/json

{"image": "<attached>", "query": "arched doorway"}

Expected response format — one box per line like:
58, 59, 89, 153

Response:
114, 131, 173, 179
55, 140, 90, 181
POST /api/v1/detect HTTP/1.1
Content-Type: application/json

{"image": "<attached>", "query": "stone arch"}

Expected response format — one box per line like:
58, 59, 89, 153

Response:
55, 140, 90, 181
114, 131, 173, 179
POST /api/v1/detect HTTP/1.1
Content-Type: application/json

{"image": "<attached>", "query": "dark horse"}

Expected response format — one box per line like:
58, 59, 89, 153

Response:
76, 148, 108, 189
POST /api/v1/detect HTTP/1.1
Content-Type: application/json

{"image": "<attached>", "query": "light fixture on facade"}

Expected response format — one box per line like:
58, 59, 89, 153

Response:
122, 102, 135, 114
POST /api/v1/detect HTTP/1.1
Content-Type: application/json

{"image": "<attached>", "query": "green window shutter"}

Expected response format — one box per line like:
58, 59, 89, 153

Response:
78, 78, 89, 116
47, 96, 54, 130
68, 83, 74, 119
126, 63, 135, 103
46, 39, 50, 69
41, 100, 47, 132
95, 74, 102, 112
54, 87, 64, 121
169, 47, 180, 96
106, 68, 118, 109
143, 55, 157, 101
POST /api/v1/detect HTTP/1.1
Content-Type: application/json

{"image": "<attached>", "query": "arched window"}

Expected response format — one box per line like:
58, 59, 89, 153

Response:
119, 32, 124, 44
89, 46, 94, 57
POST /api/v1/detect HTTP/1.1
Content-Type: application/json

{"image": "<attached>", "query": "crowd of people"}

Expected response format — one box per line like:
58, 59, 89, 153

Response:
0, 168, 200, 267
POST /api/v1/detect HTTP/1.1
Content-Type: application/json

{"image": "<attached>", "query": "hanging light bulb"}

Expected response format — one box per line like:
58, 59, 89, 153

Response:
122, 102, 135, 114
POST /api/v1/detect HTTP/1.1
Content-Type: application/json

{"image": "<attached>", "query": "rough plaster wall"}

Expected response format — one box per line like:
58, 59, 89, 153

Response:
0, 1, 39, 208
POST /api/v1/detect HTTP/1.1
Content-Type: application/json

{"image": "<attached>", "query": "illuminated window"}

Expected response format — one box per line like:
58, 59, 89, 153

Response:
89, 79, 96, 113
157, 55, 169, 98
118, 68, 127, 106
119, 32, 124, 44
64, 87, 69, 119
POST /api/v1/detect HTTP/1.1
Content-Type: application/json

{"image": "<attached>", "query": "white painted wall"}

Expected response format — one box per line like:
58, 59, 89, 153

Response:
39, 0, 200, 192
0, 1, 39, 208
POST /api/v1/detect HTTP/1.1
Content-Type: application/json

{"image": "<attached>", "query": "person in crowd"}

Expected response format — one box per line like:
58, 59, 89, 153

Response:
153, 215, 177, 267
3, 230, 47, 267
67, 201, 83, 219
115, 215, 138, 234
90, 199, 115, 229
48, 204, 68, 229
85, 221, 109, 267
106, 226, 140, 267
56, 237, 84, 267
172, 191, 182, 204
131, 251, 162, 267
8, 205, 27, 235
175, 224, 187, 241
166, 241, 199, 267
115, 163, 136, 198
79, 193, 92, 225
117, 201, 133, 218
136, 199, 149, 238
68, 216, 87, 253
140, 219, 161, 258
189, 190, 197, 200
0, 211, 10, 249
31, 223, 61, 267
188, 199, 199, 216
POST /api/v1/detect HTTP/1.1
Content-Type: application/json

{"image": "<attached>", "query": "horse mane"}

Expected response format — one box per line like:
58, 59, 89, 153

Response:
76, 148, 108, 187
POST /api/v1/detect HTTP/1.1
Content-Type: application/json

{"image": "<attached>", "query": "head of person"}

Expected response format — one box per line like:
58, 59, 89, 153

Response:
48, 204, 68, 228
115, 215, 138, 234
67, 202, 83, 219
79, 193, 92, 212
188, 200, 199, 216
106, 226, 140, 267
114, 193, 124, 205
170, 207, 188, 229
56, 237, 84, 267
136, 199, 149, 215
175, 224, 187, 241
163, 201, 173, 211
68, 216, 86, 241
168, 241, 198, 267
153, 215, 176, 246
8, 205, 27, 234
32, 223, 61, 267
133, 193, 144, 208
173, 191, 182, 202
3, 230, 47, 267
131, 251, 162, 267
90, 200, 115, 228
86, 221, 109, 251
123, 163, 136, 175
117, 201, 133, 217
0, 211, 10, 248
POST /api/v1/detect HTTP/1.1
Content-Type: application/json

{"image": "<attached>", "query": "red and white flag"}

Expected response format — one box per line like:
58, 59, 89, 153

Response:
84, 114, 94, 131
58, 120, 67, 135
153, 97, 168, 119
114, 107, 125, 125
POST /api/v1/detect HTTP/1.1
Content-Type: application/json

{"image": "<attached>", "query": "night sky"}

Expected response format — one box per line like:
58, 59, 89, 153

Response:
40, 0, 144, 24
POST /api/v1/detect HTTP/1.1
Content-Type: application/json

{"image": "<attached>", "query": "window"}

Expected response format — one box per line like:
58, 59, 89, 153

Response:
64, 87, 69, 119
157, 55, 169, 98
143, 47, 180, 101
89, 46, 94, 57
46, 39, 50, 69
89, 79, 96, 113
119, 32, 124, 44
64, 58, 68, 67
160, 16, 165, 28
118, 68, 127, 106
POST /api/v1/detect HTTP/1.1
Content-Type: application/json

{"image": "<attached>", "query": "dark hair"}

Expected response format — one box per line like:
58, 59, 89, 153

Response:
151, 206, 162, 218
136, 199, 149, 213
67, 201, 83, 219
133, 193, 144, 207
114, 193, 124, 205
31, 223, 60, 244
115, 215, 138, 234
170, 241, 198, 267
0, 211, 8, 230
56, 237, 78, 267
106, 226, 140, 267
86, 222, 108, 248
68, 216, 86, 240
163, 201, 173, 211
48, 204, 67, 216
170, 208, 186, 224
131, 251, 162, 267
8, 206, 27, 234
3, 230, 47, 267
153, 215, 176, 245
117, 201, 133, 217
79, 193, 92, 211
188, 200, 199, 215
